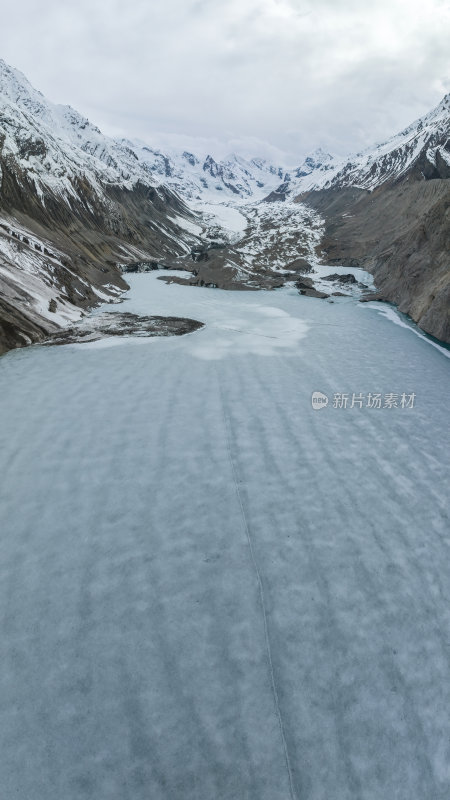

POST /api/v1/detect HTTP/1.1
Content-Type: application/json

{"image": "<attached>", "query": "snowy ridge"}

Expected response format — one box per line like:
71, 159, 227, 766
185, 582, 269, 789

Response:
292, 148, 335, 179
1, 57, 449, 350
0, 216, 84, 338
0, 59, 160, 201
284, 94, 450, 195
1, 56, 448, 209
0, 59, 287, 208
124, 141, 288, 202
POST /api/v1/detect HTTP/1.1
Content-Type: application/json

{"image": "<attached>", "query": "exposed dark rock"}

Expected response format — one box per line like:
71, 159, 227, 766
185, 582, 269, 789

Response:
295, 277, 314, 290
0, 295, 56, 354
295, 277, 329, 298
43, 312, 204, 345
203, 155, 222, 178
18, 137, 47, 159
182, 151, 198, 166
191, 245, 209, 263
123, 260, 159, 273
263, 182, 290, 202
323, 273, 357, 283
158, 250, 285, 291
359, 291, 386, 303
299, 287, 329, 299
0, 158, 202, 353
286, 257, 314, 273
300, 179, 450, 342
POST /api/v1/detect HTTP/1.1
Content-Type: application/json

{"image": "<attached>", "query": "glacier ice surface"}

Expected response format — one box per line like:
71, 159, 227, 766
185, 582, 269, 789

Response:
0, 274, 449, 799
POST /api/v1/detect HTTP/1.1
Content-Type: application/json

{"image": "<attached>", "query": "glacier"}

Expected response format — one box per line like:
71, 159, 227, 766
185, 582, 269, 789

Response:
0, 275, 449, 799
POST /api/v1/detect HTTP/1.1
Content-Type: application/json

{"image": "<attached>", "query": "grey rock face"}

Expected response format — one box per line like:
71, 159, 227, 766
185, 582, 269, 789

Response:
300, 179, 450, 343
323, 273, 357, 284
43, 312, 204, 345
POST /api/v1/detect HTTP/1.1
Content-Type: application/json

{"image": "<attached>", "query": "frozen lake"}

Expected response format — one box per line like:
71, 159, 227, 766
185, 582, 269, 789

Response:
0, 274, 449, 799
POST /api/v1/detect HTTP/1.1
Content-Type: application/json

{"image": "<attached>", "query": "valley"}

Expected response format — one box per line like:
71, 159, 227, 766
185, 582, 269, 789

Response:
1, 55, 449, 800
0, 272, 448, 799
0, 59, 449, 352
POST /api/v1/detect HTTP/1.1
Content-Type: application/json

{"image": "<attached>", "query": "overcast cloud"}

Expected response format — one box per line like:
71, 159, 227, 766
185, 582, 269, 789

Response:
1, 0, 449, 163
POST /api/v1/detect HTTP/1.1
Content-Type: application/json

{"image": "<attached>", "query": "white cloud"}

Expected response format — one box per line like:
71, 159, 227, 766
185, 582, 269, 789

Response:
0, 0, 449, 161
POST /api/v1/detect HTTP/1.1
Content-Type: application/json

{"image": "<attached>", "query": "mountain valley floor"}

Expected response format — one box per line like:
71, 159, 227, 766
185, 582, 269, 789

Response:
0, 274, 449, 799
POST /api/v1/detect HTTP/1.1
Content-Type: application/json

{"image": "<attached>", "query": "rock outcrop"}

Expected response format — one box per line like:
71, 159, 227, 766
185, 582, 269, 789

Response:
294, 95, 450, 342
1, 56, 449, 350
0, 60, 202, 354
301, 179, 450, 342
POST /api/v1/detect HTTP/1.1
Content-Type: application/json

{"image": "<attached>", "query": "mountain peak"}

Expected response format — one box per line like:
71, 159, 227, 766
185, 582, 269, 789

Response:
0, 58, 41, 95
294, 148, 334, 179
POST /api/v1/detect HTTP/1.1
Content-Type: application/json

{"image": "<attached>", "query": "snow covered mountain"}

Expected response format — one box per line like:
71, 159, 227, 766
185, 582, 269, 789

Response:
282, 94, 450, 196
126, 144, 287, 202
0, 56, 449, 351
0, 58, 286, 205
295, 96, 450, 342
292, 148, 335, 179
0, 59, 207, 351
0, 57, 320, 352
0, 60, 159, 199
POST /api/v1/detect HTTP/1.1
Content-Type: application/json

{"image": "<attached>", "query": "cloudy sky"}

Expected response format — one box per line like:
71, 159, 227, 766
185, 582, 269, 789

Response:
1, 0, 449, 163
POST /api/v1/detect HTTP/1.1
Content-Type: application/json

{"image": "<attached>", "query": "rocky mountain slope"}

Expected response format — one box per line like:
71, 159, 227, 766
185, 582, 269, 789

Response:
150, 98, 449, 341
282, 95, 450, 341
127, 144, 286, 202
155, 96, 450, 338
288, 95, 450, 194
1, 57, 449, 351
0, 59, 207, 353
0, 59, 330, 352
0, 54, 288, 206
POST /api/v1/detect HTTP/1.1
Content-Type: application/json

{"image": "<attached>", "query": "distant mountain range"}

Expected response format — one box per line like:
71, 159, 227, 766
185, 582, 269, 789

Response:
290, 96, 449, 342
292, 95, 449, 192
0, 58, 287, 203
0, 57, 448, 352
